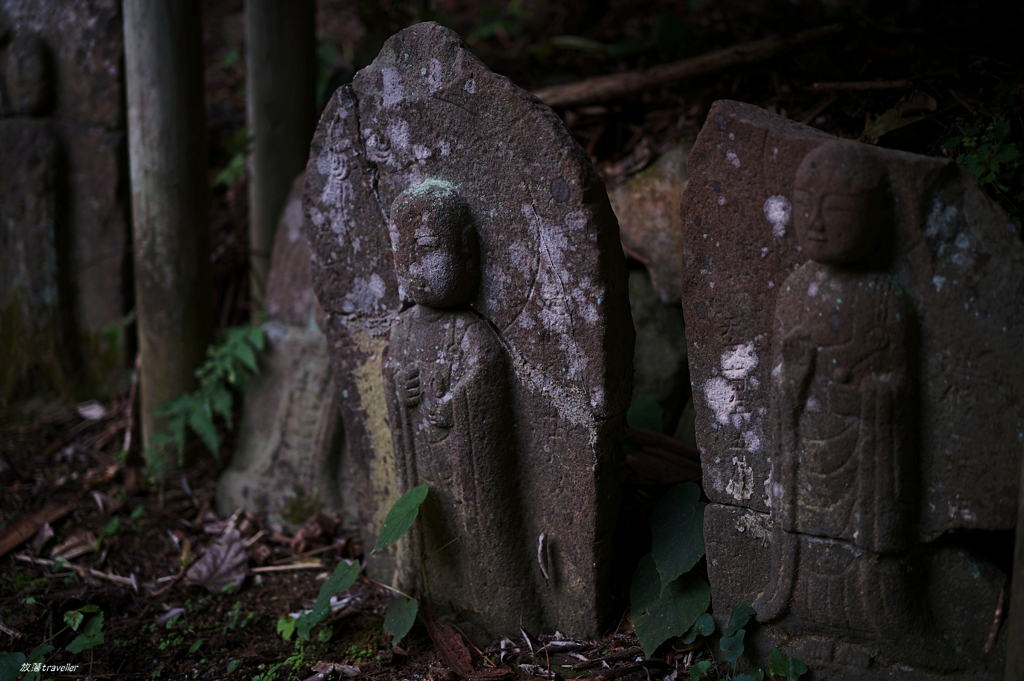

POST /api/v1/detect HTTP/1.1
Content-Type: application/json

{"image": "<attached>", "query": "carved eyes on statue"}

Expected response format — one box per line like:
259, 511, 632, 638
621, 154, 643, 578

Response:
794, 190, 859, 223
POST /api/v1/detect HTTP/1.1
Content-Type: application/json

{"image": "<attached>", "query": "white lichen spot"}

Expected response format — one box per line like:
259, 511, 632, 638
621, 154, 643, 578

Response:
704, 377, 737, 425
735, 510, 770, 544
726, 456, 754, 501
565, 211, 587, 231
807, 281, 819, 297
426, 58, 442, 92
932, 275, 946, 292
806, 395, 821, 412
955, 232, 970, 249
743, 430, 762, 452
342, 273, 387, 313
721, 341, 758, 380
464, 77, 476, 94
717, 196, 726, 206
382, 66, 403, 107
764, 195, 792, 238
439, 140, 451, 157
726, 149, 741, 167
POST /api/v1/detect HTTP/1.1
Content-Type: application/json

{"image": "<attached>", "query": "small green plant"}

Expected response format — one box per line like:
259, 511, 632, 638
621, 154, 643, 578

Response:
719, 603, 755, 662
630, 482, 710, 657
943, 112, 1024, 229
687, 660, 712, 680
146, 323, 265, 474
213, 127, 252, 188
66, 607, 104, 654
374, 485, 429, 646
769, 649, 808, 681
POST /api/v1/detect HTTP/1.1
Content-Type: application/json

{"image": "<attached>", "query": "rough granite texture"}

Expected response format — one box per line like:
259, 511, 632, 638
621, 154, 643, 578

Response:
609, 144, 690, 305
303, 22, 633, 639
0, 0, 129, 400
682, 100, 1020, 679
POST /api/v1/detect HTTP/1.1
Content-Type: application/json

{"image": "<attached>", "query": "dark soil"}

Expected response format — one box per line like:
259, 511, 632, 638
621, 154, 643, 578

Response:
2, 0, 1021, 679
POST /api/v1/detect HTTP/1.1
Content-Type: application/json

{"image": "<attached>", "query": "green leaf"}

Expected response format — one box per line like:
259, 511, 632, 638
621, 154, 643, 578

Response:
226, 659, 239, 674
104, 516, 121, 536
233, 342, 258, 375
187, 403, 220, 458
687, 660, 712, 680
631, 553, 710, 657
64, 608, 84, 631
67, 612, 104, 653
627, 396, 662, 432
680, 612, 714, 644
383, 595, 419, 647
724, 603, 756, 636
719, 628, 745, 662
374, 485, 429, 552
130, 504, 144, 520
0, 652, 26, 681
276, 616, 296, 642
209, 385, 234, 429
651, 483, 706, 591
769, 649, 808, 681
296, 560, 360, 640
188, 639, 203, 654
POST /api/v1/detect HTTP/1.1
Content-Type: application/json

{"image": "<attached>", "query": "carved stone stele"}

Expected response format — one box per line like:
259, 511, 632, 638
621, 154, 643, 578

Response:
303, 23, 633, 639
682, 101, 1022, 679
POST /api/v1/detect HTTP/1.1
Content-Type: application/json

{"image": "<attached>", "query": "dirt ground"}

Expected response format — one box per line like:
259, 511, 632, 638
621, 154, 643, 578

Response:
2, 0, 1022, 679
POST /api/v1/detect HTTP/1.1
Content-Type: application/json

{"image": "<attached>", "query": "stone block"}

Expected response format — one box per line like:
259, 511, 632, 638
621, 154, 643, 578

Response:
682, 100, 1020, 678
303, 22, 633, 639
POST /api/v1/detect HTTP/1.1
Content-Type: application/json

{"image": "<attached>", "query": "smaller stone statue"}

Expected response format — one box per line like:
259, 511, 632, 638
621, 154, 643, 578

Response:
756, 142, 950, 669
383, 179, 541, 634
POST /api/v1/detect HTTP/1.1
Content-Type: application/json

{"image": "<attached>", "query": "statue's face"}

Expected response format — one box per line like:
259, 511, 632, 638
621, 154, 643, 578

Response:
396, 218, 462, 306
793, 167, 880, 265
391, 181, 476, 307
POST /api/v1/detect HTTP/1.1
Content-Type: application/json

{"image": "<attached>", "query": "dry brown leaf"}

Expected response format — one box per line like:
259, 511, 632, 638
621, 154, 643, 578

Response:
186, 528, 248, 592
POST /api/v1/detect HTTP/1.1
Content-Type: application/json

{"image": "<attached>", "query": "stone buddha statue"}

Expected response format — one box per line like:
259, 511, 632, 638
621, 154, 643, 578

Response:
754, 142, 952, 668
383, 179, 541, 635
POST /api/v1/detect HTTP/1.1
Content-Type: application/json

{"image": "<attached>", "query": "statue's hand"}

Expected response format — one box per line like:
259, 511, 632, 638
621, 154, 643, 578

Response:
400, 368, 421, 407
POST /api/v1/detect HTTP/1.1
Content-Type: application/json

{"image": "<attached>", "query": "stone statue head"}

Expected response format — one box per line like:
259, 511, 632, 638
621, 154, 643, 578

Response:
5, 34, 53, 116
794, 141, 889, 265
390, 179, 479, 308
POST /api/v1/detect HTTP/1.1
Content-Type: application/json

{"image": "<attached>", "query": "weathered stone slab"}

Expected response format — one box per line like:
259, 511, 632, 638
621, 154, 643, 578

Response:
682, 100, 1020, 678
217, 174, 351, 530
303, 22, 633, 639
0, 1, 129, 401
610, 144, 690, 305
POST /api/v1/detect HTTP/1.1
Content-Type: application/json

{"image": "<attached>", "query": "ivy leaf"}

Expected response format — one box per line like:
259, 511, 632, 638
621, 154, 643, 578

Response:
209, 385, 234, 428
630, 553, 710, 657
0, 652, 26, 681
724, 603, 756, 636
67, 612, 104, 653
769, 649, 808, 681
296, 560, 360, 640
374, 485, 429, 552
687, 660, 712, 680
277, 616, 296, 641
650, 483, 706, 591
680, 612, 715, 644
383, 595, 419, 647
720, 629, 746, 662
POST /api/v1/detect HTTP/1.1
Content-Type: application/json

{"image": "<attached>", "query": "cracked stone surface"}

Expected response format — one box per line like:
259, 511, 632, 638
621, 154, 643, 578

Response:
683, 100, 1022, 679
303, 22, 633, 639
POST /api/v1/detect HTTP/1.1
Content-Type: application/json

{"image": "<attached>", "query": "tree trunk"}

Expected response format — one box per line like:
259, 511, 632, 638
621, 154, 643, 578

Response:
123, 0, 212, 475
245, 0, 317, 311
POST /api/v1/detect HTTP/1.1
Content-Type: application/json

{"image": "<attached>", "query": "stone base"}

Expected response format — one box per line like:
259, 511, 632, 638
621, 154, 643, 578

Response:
216, 320, 356, 530
705, 503, 1008, 680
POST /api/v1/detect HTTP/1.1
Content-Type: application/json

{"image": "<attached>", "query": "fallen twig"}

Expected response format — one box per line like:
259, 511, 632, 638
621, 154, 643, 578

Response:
532, 24, 843, 108
982, 583, 1008, 655
0, 616, 22, 640
250, 563, 326, 573
572, 647, 642, 671
811, 80, 911, 90
14, 553, 137, 592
